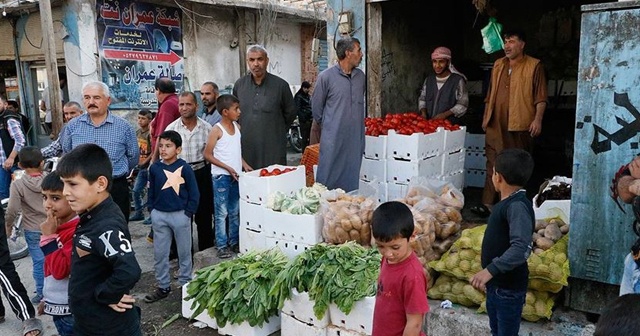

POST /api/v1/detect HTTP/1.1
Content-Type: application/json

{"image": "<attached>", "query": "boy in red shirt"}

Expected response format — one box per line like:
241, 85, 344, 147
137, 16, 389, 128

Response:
39, 171, 79, 335
371, 201, 430, 336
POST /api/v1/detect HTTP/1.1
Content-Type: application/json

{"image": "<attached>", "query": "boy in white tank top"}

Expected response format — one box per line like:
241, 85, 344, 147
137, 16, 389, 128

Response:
203, 94, 253, 258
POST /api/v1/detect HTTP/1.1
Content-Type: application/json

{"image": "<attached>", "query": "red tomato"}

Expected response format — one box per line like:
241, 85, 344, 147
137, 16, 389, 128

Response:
260, 169, 268, 177
272, 168, 282, 175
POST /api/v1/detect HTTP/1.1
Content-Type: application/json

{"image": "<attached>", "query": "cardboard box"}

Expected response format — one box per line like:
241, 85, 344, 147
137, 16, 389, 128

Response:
359, 157, 386, 182
329, 296, 375, 335
363, 135, 387, 160
181, 285, 218, 329
386, 155, 443, 185
240, 201, 266, 231
263, 210, 323, 244
218, 314, 280, 336
281, 289, 330, 328
443, 126, 466, 154
239, 227, 268, 253
386, 129, 444, 161
239, 165, 306, 205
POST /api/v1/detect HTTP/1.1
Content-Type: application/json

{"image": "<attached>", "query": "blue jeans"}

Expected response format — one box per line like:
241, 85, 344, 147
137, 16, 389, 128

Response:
132, 169, 148, 212
485, 284, 526, 336
213, 174, 239, 249
53, 315, 75, 336
24, 230, 44, 296
620, 253, 640, 295
0, 165, 18, 199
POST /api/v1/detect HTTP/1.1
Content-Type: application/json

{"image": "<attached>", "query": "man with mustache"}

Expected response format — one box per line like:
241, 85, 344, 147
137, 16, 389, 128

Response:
474, 28, 548, 218
41, 101, 84, 158
0, 94, 26, 199
233, 45, 296, 169
200, 82, 221, 126
60, 81, 139, 220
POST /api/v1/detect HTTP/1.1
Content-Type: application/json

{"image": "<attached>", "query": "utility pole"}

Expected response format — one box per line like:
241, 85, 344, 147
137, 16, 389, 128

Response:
39, 0, 63, 138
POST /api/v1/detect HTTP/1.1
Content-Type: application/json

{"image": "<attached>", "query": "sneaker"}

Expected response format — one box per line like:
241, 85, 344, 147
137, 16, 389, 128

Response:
230, 244, 240, 254
142, 217, 152, 225
129, 211, 144, 221
144, 287, 171, 303
217, 247, 232, 259
30, 294, 43, 304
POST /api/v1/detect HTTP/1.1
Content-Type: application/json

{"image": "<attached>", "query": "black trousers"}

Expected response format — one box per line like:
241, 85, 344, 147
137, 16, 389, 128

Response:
112, 175, 130, 222
193, 165, 214, 251
0, 207, 36, 321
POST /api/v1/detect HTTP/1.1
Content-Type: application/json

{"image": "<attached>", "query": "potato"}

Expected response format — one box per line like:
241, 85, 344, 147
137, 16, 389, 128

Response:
537, 228, 546, 235
559, 225, 570, 234
339, 218, 353, 231
444, 207, 462, 223
532, 232, 540, 242
458, 237, 473, 249
536, 264, 550, 276
544, 224, 562, 242
459, 260, 471, 272
420, 238, 432, 251
334, 227, 350, 242
433, 210, 449, 224
349, 229, 361, 242
534, 248, 545, 255
361, 223, 372, 245
433, 221, 442, 238
536, 237, 554, 250
549, 218, 565, 227
553, 253, 567, 264
534, 300, 548, 316
349, 215, 362, 230
445, 253, 460, 270
433, 237, 456, 255
439, 221, 460, 239
526, 292, 536, 305
535, 219, 548, 231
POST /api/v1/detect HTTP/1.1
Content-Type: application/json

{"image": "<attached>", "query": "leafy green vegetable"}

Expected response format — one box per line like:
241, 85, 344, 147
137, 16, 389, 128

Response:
185, 249, 288, 328
267, 183, 327, 215
270, 242, 381, 319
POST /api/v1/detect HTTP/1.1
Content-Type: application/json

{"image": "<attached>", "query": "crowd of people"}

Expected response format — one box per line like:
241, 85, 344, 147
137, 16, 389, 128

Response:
0, 28, 634, 336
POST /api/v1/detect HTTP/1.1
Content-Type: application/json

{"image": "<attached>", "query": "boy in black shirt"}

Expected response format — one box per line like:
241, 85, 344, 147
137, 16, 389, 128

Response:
56, 144, 142, 335
470, 148, 534, 336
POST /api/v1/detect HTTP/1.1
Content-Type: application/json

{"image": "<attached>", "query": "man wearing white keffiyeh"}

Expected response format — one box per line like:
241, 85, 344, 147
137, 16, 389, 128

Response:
418, 46, 469, 123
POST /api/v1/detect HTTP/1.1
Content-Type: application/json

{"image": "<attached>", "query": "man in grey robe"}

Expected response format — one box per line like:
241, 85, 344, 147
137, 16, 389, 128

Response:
233, 45, 296, 169
312, 37, 366, 191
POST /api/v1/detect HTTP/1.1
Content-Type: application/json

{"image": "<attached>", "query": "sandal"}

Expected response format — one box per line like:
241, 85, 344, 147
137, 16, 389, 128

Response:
23, 317, 42, 336
470, 204, 491, 217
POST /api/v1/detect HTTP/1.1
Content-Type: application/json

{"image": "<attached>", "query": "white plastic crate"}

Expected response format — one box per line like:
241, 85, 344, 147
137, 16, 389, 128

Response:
266, 237, 313, 260
359, 157, 386, 182
364, 135, 387, 160
465, 169, 487, 188
281, 289, 330, 328
386, 155, 443, 185
281, 312, 327, 336
263, 210, 323, 244
326, 325, 368, 336
218, 314, 280, 336
386, 129, 444, 161
441, 149, 465, 175
239, 227, 268, 253
359, 179, 387, 203
240, 201, 266, 231
239, 165, 306, 205
464, 133, 485, 152
465, 150, 486, 170
442, 126, 466, 154
386, 182, 408, 201
439, 171, 464, 190
533, 195, 570, 223
181, 284, 218, 329
328, 296, 375, 335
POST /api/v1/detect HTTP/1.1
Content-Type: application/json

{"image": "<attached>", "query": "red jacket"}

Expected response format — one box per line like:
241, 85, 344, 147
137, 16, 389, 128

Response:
43, 216, 79, 279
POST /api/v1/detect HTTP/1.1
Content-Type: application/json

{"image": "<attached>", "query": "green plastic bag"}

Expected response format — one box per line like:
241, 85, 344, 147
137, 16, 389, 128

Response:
481, 18, 504, 54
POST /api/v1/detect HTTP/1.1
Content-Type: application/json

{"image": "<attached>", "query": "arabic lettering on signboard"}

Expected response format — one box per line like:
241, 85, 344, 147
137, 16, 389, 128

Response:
97, 0, 183, 110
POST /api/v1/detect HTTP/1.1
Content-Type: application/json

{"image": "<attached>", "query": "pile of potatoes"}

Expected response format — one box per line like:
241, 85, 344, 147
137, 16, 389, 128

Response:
428, 274, 485, 307
528, 234, 570, 288
322, 194, 376, 246
478, 290, 555, 322
532, 217, 569, 254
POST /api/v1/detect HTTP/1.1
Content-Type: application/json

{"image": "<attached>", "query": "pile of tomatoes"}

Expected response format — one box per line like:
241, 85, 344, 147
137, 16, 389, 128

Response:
259, 167, 297, 177
365, 112, 461, 137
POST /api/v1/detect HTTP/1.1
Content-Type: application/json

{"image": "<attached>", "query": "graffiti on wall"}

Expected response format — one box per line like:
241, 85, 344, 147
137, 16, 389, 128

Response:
97, 0, 183, 109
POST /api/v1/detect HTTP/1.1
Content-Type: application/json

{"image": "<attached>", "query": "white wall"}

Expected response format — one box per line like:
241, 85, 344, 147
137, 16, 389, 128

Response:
260, 21, 302, 87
